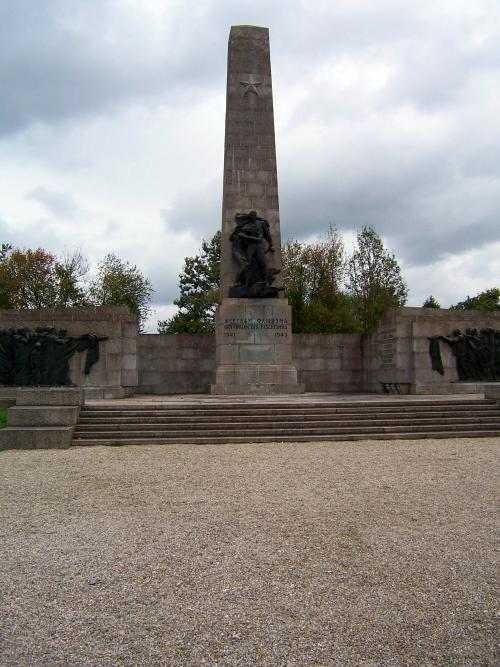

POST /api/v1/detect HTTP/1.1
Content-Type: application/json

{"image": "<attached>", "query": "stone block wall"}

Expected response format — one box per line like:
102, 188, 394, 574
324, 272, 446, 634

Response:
0, 306, 138, 399
137, 332, 362, 394
137, 334, 216, 394
363, 307, 500, 394
362, 310, 413, 393
137, 309, 499, 395
3, 306, 497, 398
292, 334, 363, 392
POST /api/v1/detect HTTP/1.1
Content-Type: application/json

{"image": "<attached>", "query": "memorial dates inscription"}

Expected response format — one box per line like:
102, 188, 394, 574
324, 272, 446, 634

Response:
223, 317, 288, 337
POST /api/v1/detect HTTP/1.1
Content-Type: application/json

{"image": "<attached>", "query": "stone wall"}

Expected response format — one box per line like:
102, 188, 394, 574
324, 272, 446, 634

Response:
137, 334, 216, 394
292, 334, 363, 392
137, 308, 499, 395
3, 306, 497, 397
137, 332, 362, 394
363, 307, 500, 394
0, 306, 138, 399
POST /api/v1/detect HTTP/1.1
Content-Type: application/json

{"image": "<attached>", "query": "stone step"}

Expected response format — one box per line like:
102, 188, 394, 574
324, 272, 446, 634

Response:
73, 421, 500, 440
73, 398, 500, 447
82, 398, 495, 413
77, 408, 500, 425
74, 415, 500, 432
72, 429, 500, 446
80, 405, 498, 420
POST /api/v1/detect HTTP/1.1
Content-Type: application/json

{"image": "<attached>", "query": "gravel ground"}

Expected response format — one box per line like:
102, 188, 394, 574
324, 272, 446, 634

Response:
1, 438, 498, 667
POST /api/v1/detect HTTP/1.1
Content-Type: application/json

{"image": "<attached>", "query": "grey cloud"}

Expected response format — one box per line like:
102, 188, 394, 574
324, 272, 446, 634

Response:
148, 282, 179, 310
25, 186, 82, 219
397, 215, 500, 266
161, 180, 221, 240
279, 135, 447, 239
0, 1, 434, 137
0, 213, 62, 251
105, 220, 121, 235
143, 256, 182, 307
387, 39, 500, 112
0, 0, 227, 136
279, 144, 500, 267
275, 4, 500, 128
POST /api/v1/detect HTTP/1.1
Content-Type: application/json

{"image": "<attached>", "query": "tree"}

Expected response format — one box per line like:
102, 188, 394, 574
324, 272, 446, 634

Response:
0, 243, 11, 262
89, 253, 153, 330
0, 244, 153, 327
347, 226, 408, 332
450, 287, 500, 311
0, 246, 89, 309
0, 243, 13, 308
54, 250, 89, 307
158, 231, 221, 334
282, 227, 358, 333
0, 247, 58, 309
281, 239, 309, 331
423, 295, 441, 309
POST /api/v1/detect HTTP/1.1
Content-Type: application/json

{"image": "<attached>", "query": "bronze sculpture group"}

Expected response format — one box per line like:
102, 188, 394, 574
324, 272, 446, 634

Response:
429, 328, 500, 381
0, 326, 106, 386
229, 210, 282, 298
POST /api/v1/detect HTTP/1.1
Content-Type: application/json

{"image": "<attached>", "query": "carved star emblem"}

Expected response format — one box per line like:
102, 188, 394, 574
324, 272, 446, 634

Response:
240, 77, 262, 96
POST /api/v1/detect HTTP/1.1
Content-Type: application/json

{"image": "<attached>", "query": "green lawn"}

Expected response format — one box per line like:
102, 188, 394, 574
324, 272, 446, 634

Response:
0, 407, 6, 429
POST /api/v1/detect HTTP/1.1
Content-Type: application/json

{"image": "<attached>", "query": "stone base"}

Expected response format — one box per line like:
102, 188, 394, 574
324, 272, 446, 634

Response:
212, 298, 303, 396
415, 382, 495, 395
0, 387, 18, 408
0, 387, 82, 449
212, 363, 305, 395
211, 382, 305, 395
8, 406, 79, 427
83, 386, 134, 400
0, 426, 74, 449
16, 387, 83, 406
484, 383, 500, 402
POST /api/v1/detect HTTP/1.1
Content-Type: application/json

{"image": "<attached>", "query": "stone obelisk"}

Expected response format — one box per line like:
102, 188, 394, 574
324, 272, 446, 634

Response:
211, 25, 303, 395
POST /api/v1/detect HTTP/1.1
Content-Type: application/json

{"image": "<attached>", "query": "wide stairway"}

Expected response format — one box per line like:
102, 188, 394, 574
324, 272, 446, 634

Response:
72, 397, 500, 446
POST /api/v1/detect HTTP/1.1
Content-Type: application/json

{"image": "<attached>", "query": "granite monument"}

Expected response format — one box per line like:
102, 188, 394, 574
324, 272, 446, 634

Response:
211, 25, 304, 394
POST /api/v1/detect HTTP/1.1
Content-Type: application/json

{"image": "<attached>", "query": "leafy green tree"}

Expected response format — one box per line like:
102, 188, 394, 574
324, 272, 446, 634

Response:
423, 295, 441, 309
282, 227, 358, 333
89, 253, 153, 330
158, 231, 221, 334
450, 287, 499, 311
347, 226, 408, 332
281, 239, 309, 331
0, 243, 13, 308
54, 250, 89, 307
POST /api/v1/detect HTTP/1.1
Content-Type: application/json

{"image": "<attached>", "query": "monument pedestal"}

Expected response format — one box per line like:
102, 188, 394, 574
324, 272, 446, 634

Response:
211, 299, 304, 395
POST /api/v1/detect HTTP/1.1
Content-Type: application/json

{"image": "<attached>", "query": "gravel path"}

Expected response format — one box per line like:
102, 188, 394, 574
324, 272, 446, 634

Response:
1, 438, 498, 666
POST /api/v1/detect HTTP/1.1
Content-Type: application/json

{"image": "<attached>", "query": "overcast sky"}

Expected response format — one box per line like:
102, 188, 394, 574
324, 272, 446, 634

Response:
1, 0, 499, 330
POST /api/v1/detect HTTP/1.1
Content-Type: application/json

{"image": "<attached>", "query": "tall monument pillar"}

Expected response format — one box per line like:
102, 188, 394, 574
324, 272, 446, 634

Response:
211, 25, 304, 395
